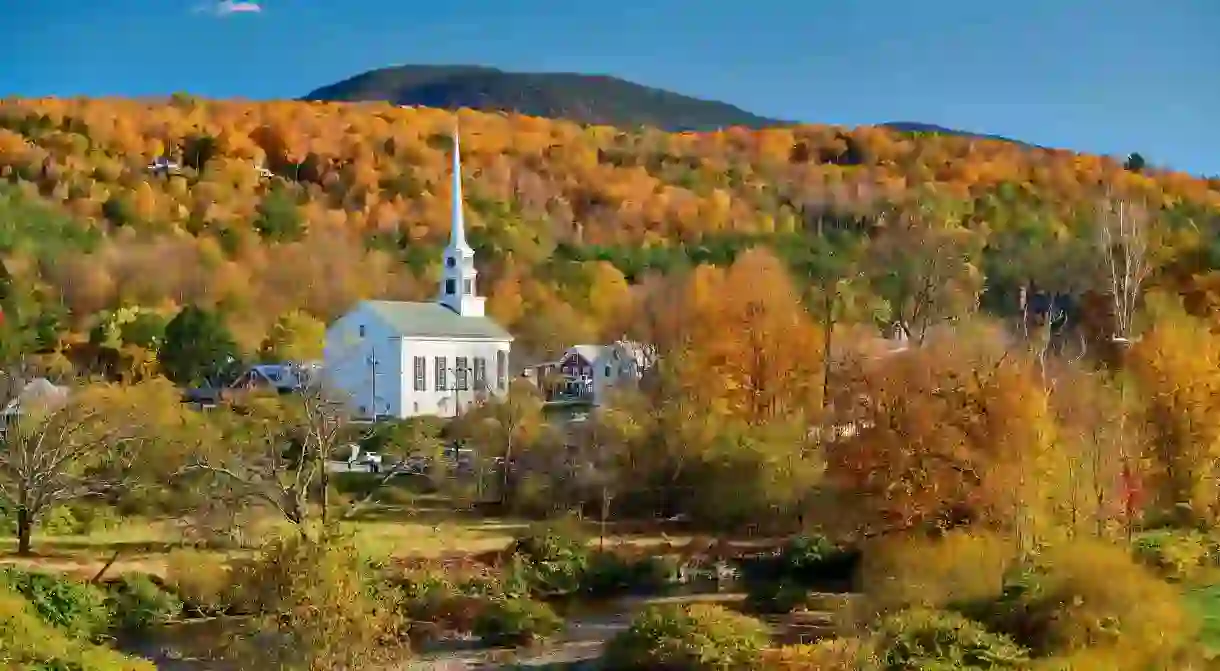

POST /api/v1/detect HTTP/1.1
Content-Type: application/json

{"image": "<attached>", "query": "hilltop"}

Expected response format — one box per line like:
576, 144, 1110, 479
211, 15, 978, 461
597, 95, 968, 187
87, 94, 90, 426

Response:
0, 96, 1218, 364
302, 64, 786, 132
303, 65, 1041, 145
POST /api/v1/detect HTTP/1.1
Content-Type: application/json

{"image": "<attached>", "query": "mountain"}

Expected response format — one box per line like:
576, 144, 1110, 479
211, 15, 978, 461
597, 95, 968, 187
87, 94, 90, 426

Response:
302, 64, 787, 131
305, 65, 1038, 146
879, 121, 1034, 147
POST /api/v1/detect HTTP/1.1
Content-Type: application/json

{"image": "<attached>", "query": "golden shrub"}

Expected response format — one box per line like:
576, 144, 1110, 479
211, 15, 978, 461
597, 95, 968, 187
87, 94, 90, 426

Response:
760, 637, 875, 670
857, 530, 1016, 614
988, 539, 1195, 668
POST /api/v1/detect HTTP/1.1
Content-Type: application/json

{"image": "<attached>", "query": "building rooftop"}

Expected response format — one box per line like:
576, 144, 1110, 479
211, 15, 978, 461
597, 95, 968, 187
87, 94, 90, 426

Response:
362, 300, 513, 341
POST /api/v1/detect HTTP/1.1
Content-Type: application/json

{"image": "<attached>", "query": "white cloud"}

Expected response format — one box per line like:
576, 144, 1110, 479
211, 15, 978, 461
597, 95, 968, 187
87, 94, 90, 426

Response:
193, 1, 262, 16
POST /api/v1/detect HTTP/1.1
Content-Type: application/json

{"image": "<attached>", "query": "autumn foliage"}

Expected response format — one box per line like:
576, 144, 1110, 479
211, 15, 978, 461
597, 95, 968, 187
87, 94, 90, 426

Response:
0, 96, 1217, 369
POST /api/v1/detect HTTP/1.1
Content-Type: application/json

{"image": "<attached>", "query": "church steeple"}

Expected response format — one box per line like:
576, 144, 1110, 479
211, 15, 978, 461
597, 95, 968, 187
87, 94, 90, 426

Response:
448, 127, 472, 254
438, 127, 485, 317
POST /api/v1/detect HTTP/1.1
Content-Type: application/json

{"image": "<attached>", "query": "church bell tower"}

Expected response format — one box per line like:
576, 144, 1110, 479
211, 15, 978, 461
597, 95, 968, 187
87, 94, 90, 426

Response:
438, 128, 485, 317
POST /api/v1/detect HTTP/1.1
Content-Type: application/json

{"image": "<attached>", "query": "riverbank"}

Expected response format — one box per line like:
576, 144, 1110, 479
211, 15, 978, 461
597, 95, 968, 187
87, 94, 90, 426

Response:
115, 592, 844, 670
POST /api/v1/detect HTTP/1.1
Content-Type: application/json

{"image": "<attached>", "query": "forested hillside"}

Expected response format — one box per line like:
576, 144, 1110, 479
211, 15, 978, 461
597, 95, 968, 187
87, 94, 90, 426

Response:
0, 95, 1218, 376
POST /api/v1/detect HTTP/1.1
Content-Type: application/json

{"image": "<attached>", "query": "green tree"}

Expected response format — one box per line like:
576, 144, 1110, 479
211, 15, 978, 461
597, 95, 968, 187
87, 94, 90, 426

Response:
159, 305, 240, 386
254, 185, 304, 241
101, 193, 138, 227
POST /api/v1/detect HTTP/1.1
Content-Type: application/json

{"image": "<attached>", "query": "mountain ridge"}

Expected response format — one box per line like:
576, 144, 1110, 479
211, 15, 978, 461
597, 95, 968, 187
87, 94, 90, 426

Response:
303, 64, 1030, 146
302, 64, 788, 132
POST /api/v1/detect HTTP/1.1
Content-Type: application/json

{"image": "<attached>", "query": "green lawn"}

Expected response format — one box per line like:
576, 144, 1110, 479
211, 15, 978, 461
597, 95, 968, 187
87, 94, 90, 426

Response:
1184, 581, 1220, 656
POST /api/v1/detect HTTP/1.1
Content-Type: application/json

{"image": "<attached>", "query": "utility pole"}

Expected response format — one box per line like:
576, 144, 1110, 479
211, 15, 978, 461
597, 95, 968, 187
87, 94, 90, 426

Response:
367, 348, 378, 421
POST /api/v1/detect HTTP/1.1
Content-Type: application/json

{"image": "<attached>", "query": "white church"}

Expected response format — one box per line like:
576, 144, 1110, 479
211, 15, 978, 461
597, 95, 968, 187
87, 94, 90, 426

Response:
323, 131, 513, 419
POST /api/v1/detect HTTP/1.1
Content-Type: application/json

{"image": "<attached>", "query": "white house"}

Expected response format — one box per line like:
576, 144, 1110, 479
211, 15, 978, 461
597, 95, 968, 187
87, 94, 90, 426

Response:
0, 378, 69, 437
323, 130, 513, 419
591, 340, 652, 406
549, 340, 652, 406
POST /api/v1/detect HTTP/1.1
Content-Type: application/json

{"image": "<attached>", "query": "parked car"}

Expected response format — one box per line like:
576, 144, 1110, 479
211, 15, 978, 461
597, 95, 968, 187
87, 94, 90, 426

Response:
362, 451, 383, 473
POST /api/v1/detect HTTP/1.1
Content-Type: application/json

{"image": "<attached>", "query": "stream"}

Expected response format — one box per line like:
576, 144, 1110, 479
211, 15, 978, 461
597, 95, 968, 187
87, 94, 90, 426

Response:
115, 592, 815, 670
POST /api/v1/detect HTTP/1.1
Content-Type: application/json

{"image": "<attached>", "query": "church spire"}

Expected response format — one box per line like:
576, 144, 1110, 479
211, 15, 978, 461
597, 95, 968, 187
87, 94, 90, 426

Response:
449, 127, 472, 253
437, 124, 484, 317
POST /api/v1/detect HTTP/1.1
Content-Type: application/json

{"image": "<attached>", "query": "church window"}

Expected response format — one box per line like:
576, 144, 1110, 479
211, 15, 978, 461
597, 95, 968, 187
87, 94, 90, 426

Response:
456, 357, 469, 390
435, 356, 447, 389
445, 279, 456, 295
463, 279, 473, 295
446, 257, 456, 268
358, 324, 365, 337
413, 356, 426, 391
497, 351, 508, 390
474, 357, 486, 389
605, 365, 611, 377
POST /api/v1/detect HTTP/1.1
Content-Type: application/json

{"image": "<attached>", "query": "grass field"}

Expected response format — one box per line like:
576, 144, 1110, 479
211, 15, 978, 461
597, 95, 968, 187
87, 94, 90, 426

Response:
0, 514, 522, 577
1184, 581, 1220, 657
0, 503, 712, 578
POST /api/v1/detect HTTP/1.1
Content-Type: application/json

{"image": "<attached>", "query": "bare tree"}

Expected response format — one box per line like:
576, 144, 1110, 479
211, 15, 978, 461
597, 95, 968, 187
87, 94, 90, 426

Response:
181, 378, 355, 540
0, 371, 170, 555
1097, 197, 1152, 343
451, 379, 548, 511
180, 374, 448, 538
866, 207, 984, 346
1095, 196, 1153, 541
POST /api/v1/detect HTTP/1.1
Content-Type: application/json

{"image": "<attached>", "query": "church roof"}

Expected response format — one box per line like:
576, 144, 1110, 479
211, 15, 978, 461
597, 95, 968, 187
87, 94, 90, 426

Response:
362, 300, 512, 341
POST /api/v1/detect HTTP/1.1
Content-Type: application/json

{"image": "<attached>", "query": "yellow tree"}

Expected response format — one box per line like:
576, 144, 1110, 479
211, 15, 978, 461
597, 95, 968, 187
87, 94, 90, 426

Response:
260, 310, 326, 362
1128, 306, 1220, 526
826, 336, 1058, 542
584, 261, 633, 337
669, 248, 824, 425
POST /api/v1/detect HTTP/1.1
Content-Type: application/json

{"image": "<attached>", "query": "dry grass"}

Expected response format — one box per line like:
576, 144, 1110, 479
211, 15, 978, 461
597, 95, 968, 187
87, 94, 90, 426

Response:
0, 507, 730, 578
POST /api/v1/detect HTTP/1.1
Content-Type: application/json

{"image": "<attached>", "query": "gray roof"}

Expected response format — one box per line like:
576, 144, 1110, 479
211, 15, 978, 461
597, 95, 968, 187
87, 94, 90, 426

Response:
362, 300, 513, 341
567, 345, 607, 364
2, 378, 69, 417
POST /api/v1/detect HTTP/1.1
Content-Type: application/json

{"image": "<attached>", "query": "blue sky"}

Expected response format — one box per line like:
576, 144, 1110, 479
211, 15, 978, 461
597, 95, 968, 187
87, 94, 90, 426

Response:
2, 0, 1216, 175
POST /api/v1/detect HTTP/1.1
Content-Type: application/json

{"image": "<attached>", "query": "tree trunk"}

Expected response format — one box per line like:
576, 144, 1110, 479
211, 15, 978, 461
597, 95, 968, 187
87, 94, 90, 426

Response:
501, 437, 514, 510
16, 506, 32, 556
320, 454, 331, 528
821, 289, 835, 412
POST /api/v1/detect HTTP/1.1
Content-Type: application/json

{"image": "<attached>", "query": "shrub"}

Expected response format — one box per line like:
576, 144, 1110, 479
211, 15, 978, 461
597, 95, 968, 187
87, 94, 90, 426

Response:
0, 568, 113, 640
760, 638, 874, 670
0, 587, 154, 671
857, 531, 1015, 614
582, 550, 676, 597
742, 534, 860, 613
604, 603, 770, 671
164, 549, 243, 616
507, 521, 591, 597
105, 573, 182, 631
873, 608, 1029, 670
242, 535, 408, 670
1132, 529, 1215, 582
391, 569, 483, 635
745, 579, 817, 614
973, 540, 1195, 666
472, 596, 563, 647
0, 503, 123, 537
66, 503, 124, 535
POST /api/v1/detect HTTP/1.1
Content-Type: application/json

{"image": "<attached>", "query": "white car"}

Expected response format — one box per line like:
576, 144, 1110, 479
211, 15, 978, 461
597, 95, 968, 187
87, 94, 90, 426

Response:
361, 452, 383, 471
